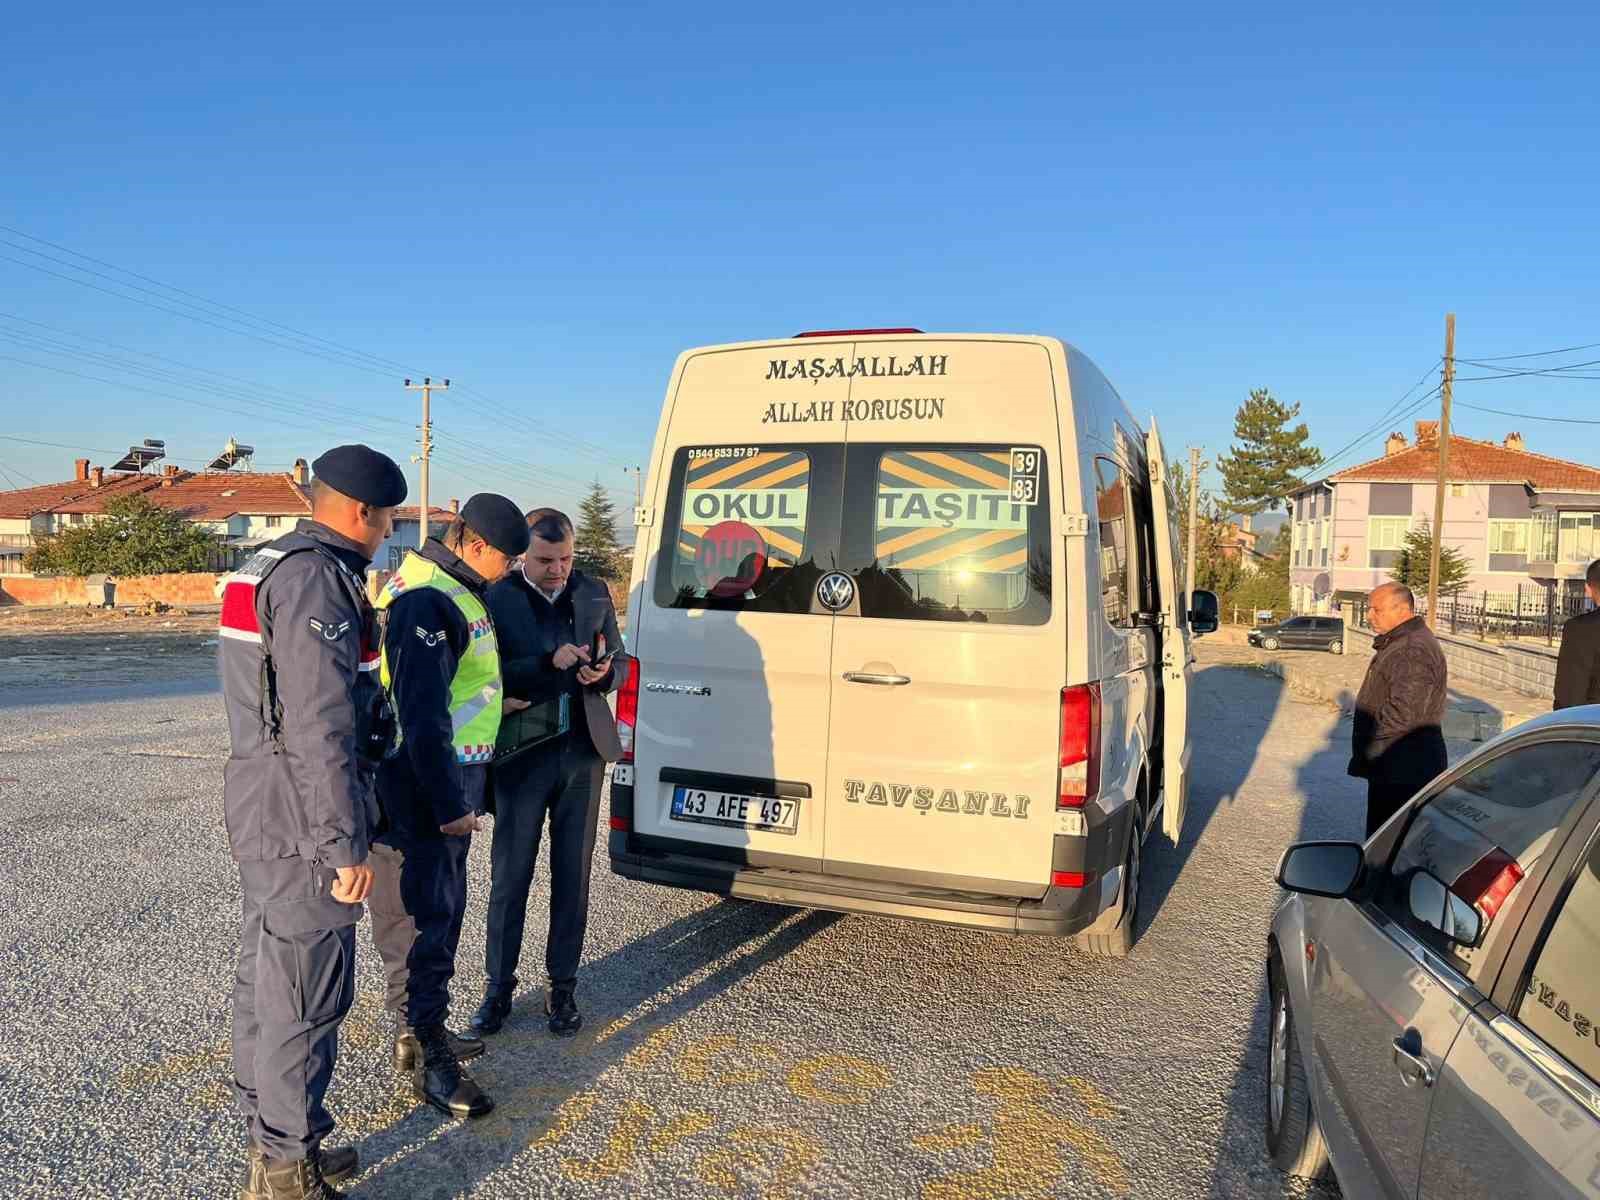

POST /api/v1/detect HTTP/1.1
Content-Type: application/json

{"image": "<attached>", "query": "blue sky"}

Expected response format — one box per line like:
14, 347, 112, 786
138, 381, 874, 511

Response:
3, 1, 1598, 515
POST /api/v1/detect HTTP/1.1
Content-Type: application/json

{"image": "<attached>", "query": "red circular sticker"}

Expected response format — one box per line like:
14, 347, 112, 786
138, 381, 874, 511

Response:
695, 520, 768, 597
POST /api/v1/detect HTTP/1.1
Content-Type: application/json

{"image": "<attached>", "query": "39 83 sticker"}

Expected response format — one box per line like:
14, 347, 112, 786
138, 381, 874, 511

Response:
1008, 447, 1041, 506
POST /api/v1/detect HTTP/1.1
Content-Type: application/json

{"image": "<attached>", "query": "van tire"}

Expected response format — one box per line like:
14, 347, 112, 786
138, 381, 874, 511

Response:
1263, 636, 1280, 651
1073, 810, 1142, 958
1327, 640, 1343, 655
1265, 951, 1331, 1179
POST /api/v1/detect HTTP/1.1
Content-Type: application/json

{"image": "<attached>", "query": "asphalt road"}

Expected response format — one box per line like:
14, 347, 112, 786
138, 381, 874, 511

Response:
0, 654, 1389, 1199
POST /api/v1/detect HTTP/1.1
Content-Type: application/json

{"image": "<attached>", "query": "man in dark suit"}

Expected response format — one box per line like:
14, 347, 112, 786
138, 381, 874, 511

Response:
1554, 559, 1600, 710
1348, 582, 1449, 839
470, 508, 624, 1037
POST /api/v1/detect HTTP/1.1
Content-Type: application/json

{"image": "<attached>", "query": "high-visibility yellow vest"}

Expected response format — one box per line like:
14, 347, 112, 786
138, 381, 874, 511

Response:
376, 551, 502, 764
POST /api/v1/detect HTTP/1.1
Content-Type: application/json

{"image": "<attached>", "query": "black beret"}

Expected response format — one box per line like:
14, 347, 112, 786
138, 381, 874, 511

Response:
460, 493, 530, 557
312, 444, 408, 507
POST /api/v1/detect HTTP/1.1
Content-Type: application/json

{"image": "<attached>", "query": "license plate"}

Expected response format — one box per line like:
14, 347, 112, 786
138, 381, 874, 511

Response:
670, 786, 800, 835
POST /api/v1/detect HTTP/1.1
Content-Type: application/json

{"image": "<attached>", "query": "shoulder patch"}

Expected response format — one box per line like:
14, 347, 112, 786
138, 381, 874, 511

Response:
416, 626, 448, 648
309, 617, 352, 642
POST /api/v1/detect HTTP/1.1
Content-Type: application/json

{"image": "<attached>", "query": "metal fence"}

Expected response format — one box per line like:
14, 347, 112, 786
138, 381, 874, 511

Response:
1351, 583, 1592, 645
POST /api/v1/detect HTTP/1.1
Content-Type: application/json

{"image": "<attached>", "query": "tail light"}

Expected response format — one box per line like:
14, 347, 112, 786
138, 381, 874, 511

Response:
1456, 848, 1525, 922
615, 656, 639, 764
1052, 870, 1094, 889
1058, 684, 1101, 809
608, 816, 630, 832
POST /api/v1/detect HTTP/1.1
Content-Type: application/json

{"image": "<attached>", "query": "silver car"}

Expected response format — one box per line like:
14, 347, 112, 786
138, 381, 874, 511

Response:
1267, 706, 1600, 1197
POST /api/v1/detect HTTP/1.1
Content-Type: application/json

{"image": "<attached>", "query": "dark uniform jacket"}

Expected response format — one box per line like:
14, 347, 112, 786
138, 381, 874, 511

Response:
219, 521, 385, 877
1349, 615, 1450, 803
1554, 607, 1600, 710
486, 567, 624, 763
376, 539, 494, 840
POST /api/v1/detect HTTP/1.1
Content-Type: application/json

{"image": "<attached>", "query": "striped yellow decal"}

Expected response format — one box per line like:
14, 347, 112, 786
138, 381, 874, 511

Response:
880, 457, 954, 489
689, 451, 786, 490
895, 529, 1025, 571
684, 524, 803, 559
909, 451, 1009, 490
875, 526, 951, 558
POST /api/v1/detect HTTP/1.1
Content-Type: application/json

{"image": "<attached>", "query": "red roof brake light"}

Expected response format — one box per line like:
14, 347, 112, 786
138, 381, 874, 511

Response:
616, 656, 640, 765
1059, 684, 1102, 809
793, 327, 924, 338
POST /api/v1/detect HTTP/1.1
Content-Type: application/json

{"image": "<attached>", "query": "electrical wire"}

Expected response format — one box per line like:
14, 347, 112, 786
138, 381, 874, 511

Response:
1454, 400, 1600, 426
1462, 341, 1600, 362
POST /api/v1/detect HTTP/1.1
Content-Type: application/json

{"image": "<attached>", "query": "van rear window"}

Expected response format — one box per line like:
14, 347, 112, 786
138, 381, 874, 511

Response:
845, 445, 1052, 625
654, 445, 838, 613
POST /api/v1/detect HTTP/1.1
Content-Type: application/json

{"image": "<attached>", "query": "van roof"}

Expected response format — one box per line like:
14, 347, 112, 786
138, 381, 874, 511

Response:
677, 331, 1073, 357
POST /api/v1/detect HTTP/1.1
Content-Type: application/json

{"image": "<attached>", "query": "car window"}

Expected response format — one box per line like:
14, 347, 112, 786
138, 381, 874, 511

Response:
1517, 830, 1600, 1084
846, 444, 1052, 625
1379, 740, 1600, 983
1093, 457, 1132, 628
1283, 617, 1308, 630
655, 444, 836, 613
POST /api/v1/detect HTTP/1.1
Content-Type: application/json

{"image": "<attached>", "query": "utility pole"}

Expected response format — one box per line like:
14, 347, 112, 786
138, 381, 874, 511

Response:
623, 465, 644, 511
1186, 446, 1202, 603
404, 377, 449, 548
1425, 315, 1455, 628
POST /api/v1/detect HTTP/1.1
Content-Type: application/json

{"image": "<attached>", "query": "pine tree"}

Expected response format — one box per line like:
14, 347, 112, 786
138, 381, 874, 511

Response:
1215, 389, 1324, 515
1390, 521, 1472, 598
573, 479, 623, 581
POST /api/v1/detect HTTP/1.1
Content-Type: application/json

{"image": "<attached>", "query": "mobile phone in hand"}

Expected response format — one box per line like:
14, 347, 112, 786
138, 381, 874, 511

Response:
590, 630, 604, 661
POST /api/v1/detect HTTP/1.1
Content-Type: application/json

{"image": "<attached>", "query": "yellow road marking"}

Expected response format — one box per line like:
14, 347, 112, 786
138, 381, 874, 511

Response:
785, 1054, 892, 1105
919, 1067, 1130, 1198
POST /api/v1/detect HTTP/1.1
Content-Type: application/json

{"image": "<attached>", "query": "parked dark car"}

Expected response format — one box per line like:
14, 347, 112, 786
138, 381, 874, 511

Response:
1248, 615, 1344, 654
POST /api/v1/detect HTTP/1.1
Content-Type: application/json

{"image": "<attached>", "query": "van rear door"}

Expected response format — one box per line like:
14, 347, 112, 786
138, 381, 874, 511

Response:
629, 348, 848, 868
821, 338, 1064, 893
1144, 420, 1191, 842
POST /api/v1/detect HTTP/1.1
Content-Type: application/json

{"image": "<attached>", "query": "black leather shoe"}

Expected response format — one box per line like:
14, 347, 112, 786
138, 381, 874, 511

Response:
260, 1156, 346, 1200
546, 985, 582, 1037
243, 1143, 357, 1198
412, 1024, 495, 1119
468, 992, 514, 1037
393, 1025, 485, 1072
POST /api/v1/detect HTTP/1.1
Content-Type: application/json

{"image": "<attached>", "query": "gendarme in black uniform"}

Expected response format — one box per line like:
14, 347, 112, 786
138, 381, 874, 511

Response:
219, 445, 404, 1199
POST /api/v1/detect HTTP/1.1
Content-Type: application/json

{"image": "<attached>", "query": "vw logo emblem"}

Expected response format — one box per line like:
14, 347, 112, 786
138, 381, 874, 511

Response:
817, 571, 855, 612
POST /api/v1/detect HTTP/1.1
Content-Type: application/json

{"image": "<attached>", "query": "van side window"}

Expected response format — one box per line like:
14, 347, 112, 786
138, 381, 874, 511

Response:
1094, 458, 1132, 627
654, 445, 838, 613
841, 444, 1052, 625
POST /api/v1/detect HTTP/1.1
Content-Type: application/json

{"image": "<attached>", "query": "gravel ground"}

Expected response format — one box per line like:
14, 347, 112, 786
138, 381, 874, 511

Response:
0, 651, 1431, 1199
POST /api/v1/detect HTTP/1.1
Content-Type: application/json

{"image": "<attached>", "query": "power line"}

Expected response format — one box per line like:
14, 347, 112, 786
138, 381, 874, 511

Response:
1463, 340, 1600, 362
1455, 399, 1600, 426
0, 223, 634, 468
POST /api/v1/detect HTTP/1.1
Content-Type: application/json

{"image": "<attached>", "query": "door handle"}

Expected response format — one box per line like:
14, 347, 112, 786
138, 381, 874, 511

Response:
844, 672, 911, 686
1392, 1037, 1435, 1088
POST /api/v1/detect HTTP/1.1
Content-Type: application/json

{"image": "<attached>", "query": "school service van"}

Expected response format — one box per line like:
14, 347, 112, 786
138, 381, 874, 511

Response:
607, 330, 1218, 955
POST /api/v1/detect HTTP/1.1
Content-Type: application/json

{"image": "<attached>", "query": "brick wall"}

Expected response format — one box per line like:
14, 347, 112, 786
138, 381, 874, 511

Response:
1345, 625, 1558, 702
0, 572, 222, 607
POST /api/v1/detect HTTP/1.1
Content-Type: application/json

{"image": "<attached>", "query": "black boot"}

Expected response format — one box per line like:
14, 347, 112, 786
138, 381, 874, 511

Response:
413, 1024, 495, 1119
260, 1156, 345, 1200
546, 985, 582, 1037
392, 1024, 485, 1072
242, 1143, 357, 1199
468, 991, 514, 1037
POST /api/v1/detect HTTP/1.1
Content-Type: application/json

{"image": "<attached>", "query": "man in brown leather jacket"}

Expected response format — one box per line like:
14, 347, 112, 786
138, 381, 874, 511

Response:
1348, 583, 1449, 838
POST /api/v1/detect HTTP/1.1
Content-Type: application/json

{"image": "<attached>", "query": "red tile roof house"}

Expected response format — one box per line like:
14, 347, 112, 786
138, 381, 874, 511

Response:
0, 456, 313, 574
1285, 422, 1600, 615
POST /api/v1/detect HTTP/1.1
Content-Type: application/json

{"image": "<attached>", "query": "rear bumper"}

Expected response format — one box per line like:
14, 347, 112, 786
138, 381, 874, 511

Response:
606, 786, 1131, 937
609, 836, 1102, 934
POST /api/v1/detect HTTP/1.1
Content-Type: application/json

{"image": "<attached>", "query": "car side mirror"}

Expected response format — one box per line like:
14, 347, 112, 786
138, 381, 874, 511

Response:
1189, 588, 1220, 635
1408, 870, 1483, 948
1276, 841, 1364, 899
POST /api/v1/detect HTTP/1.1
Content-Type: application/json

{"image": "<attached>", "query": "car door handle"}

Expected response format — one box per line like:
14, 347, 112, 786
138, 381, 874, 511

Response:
1392, 1037, 1436, 1088
843, 672, 911, 686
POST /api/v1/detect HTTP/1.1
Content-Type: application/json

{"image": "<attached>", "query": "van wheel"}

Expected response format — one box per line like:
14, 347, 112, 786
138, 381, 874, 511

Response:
1073, 811, 1141, 958
1265, 952, 1331, 1179
1263, 636, 1280, 651
1327, 640, 1343, 655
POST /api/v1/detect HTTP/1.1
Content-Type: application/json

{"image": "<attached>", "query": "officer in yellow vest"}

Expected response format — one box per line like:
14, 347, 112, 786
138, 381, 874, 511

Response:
366, 494, 527, 1119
